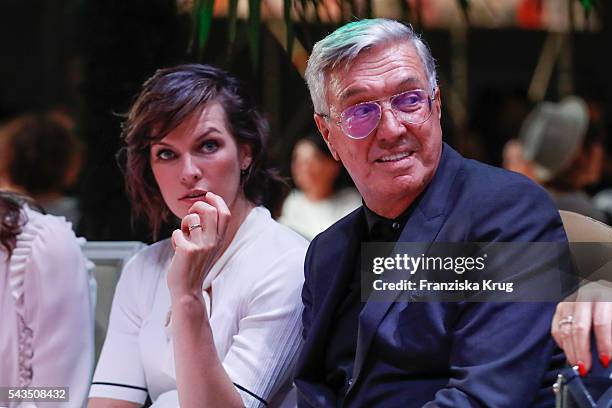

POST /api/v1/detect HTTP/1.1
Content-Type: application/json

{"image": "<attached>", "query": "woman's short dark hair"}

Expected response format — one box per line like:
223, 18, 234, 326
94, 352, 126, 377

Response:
120, 64, 284, 236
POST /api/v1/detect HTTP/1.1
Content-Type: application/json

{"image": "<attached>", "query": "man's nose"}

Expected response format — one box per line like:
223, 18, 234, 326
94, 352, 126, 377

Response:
180, 155, 202, 183
375, 105, 405, 146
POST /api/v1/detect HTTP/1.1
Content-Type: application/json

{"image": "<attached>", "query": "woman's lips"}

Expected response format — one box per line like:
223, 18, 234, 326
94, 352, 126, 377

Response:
179, 190, 208, 204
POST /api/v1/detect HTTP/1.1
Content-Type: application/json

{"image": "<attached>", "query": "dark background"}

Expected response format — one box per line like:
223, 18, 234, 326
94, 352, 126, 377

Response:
1, 0, 610, 241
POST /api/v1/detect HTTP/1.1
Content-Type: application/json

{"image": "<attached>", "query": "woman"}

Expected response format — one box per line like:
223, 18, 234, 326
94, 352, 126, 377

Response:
280, 133, 360, 240
89, 64, 307, 408
0, 191, 94, 407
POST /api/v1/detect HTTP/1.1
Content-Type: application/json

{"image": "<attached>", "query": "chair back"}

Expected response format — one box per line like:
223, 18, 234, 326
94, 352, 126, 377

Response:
82, 241, 145, 360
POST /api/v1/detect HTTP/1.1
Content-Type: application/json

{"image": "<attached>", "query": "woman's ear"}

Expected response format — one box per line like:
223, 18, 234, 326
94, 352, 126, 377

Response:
240, 144, 253, 170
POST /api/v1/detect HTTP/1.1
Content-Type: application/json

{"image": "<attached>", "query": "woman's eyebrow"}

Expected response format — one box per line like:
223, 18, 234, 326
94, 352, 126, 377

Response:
151, 140, 173, 148
194, 127, 221, 141
150, 127, 222, 148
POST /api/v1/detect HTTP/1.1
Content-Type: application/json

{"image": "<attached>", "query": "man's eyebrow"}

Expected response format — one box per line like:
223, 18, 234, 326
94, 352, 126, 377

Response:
396, 77, 422, 90
339, 86, 369, 104
338, 77, 423, 104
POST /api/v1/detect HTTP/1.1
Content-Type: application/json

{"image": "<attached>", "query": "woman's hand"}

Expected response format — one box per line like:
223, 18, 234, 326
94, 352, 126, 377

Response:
165, 191, 244, 408
551, 282, 612, 375
167, 192, 231, 299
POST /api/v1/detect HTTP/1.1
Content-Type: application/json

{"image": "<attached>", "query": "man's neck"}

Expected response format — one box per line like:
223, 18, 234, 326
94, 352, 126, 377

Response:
363, 194, 417, 219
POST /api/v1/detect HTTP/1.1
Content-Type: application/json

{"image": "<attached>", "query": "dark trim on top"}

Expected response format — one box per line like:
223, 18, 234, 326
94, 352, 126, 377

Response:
91, 382, 148, 392
233, 382, 268, 406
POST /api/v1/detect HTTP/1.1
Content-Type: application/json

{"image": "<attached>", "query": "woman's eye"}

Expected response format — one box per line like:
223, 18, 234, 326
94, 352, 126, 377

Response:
200, 140, 219, 153
155, 149, 176, 160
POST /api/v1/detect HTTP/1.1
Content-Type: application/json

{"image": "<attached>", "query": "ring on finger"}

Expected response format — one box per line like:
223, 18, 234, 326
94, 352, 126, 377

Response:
188, 224, 203, 232
557, 315, 574, 330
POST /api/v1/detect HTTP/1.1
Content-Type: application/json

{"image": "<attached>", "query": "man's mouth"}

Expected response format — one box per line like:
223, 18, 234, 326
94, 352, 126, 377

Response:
376, 151, 413, 163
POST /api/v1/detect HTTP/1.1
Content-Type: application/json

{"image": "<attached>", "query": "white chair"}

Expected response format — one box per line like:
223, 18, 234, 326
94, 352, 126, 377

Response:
82, 241, 145, 360
559, 210, 612, 284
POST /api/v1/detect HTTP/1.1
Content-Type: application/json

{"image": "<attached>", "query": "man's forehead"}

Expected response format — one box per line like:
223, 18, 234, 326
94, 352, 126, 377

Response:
325, 42, 428, 105
337, 77, 422, 104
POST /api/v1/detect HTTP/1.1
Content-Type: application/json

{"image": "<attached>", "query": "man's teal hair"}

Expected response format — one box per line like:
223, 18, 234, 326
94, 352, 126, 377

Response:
305, 18, 437, 114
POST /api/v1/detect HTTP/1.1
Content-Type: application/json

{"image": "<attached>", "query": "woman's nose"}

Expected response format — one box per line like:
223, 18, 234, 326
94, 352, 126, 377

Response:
180, 155, 202, 183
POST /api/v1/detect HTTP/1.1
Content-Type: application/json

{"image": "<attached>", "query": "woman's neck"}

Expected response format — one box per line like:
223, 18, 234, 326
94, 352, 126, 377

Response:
303, 185, 334, 202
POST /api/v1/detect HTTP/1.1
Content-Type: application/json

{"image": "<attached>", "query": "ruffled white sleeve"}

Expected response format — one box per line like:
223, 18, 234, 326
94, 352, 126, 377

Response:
10, 210, 94, 407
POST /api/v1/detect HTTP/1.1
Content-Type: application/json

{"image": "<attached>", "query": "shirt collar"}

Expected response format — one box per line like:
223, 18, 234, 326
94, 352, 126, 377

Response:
363, 201, 413, 242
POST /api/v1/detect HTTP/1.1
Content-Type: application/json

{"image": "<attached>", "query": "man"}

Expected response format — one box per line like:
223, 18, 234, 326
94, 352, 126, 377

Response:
295, 19, 569, 407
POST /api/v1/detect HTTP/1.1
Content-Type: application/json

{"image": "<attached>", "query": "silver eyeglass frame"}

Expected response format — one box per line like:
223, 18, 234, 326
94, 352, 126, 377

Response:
317, 87, 437, 140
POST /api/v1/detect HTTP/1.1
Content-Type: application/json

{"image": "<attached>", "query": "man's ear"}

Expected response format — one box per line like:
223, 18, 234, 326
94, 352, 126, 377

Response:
435, 87, 442, 120
314, 114, 340, 161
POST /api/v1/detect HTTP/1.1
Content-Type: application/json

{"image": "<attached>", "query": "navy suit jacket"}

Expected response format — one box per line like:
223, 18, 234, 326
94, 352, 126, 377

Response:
295, 144, 568, 407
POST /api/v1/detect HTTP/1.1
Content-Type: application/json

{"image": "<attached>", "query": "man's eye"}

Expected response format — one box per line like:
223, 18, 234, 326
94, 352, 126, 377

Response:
354, 105, 375, 117
394, 92, 423, 111
201, 140, 219, 153
345, 103, 378, 121
156, 149, 175, 160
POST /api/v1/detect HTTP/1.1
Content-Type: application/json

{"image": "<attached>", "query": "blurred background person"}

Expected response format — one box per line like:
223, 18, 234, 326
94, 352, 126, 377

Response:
594, 189, 612, 222
0, 112, 84, 227
279, 133, 361, 240
0, 191, 94, 407
502, 138, 536, 181
519, 96, 609, 224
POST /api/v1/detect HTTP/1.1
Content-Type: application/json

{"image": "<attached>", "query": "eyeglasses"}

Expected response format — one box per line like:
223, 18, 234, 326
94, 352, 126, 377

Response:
319, 88, 436, 140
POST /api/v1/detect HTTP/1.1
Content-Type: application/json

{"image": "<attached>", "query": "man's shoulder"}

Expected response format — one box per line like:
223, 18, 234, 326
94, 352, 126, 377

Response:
450, 155, 565, 242
461, 156, 538, 191
450, 153, 550, 207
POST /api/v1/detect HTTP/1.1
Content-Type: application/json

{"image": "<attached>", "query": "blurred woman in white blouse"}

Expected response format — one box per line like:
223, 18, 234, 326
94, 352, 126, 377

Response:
0, 191, 94, 407
88, 64, 307, 408
280, 133, 361, 240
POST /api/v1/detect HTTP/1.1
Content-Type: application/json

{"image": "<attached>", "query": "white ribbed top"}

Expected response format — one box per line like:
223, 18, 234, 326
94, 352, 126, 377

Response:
90, 207, 307, 408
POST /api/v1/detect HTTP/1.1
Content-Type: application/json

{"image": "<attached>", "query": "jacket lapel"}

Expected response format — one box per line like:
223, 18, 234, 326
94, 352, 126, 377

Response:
350, 144, 463, 387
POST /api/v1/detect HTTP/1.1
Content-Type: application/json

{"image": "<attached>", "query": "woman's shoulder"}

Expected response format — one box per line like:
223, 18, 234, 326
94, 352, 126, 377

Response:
21, 205, 78, 239
248, 207, 309, 252
15, 206, 83, 265
111, 239, 172, 315
9, 206, 88, 306
120, 238, 172, 280
234, 207, 307, 279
